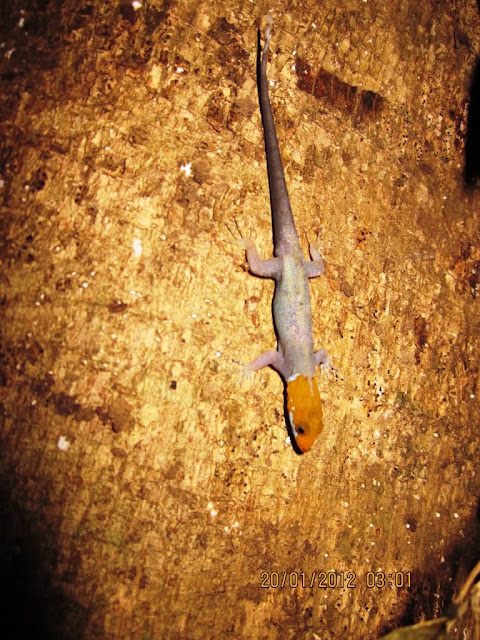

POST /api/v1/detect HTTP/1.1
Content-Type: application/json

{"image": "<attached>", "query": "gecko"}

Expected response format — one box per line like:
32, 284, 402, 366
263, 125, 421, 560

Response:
236, 18, 330, 453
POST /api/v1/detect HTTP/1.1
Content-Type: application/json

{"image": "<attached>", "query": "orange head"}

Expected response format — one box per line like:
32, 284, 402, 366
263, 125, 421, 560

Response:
286, 375, 323, 453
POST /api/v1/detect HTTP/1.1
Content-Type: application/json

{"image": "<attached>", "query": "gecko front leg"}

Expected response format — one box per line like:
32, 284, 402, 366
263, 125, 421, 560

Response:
314, 347, 337, 377
238, 349, 288, 385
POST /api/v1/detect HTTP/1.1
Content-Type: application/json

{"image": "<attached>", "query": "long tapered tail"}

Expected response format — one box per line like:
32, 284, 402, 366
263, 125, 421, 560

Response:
257, 18, 297, 250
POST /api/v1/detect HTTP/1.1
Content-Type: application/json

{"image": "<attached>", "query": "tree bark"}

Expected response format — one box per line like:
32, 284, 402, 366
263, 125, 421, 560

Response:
1, 1, 479, 638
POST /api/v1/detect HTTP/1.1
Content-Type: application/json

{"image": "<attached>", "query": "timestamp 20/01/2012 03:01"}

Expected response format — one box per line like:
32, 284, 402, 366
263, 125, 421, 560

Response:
260, 571, 412, 590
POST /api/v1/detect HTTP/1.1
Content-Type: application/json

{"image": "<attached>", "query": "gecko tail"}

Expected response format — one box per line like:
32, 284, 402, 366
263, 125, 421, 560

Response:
260, 16, 273, 64
265, 15, 272, 44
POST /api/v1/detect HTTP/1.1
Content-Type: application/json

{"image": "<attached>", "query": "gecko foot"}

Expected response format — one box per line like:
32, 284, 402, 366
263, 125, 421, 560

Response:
305, 230, 325, 260
320, 356, 339, 379
225, 218, 255, 253
229, 360, 256, 387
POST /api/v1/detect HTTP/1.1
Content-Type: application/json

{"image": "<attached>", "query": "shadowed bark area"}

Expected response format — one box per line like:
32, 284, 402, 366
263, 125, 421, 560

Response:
1, 1, 480, 638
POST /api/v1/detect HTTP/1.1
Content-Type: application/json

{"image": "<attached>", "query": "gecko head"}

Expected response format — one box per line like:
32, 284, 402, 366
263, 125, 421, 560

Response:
286, 375, 323, 453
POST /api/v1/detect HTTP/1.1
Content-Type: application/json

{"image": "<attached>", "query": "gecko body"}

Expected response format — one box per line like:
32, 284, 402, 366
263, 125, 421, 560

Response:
238, 20, 329, 453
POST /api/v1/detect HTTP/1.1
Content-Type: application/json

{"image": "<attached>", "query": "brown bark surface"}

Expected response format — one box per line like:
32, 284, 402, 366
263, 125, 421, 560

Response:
1, 1, 479, 638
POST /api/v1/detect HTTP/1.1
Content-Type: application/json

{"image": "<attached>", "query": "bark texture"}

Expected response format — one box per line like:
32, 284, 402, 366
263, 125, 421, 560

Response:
1, 1, 479, 638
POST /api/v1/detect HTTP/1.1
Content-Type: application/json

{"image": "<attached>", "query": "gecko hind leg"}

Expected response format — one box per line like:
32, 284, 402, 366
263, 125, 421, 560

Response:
304, 231, 325, 278
226, 218, 281, 279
